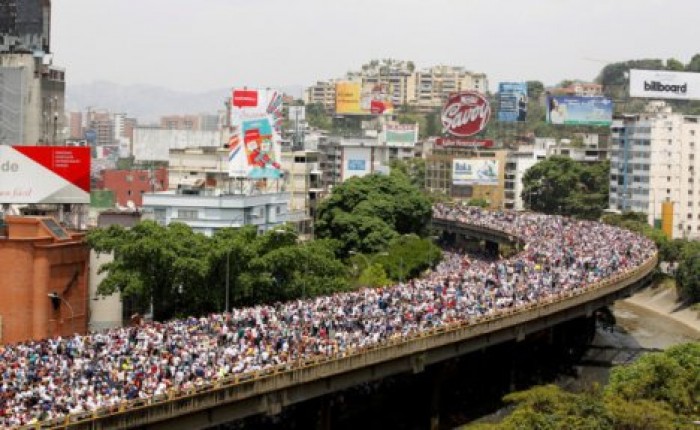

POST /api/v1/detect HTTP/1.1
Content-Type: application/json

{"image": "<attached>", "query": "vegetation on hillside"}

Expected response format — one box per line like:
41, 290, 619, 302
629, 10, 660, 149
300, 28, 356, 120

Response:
466, 342, 700, 429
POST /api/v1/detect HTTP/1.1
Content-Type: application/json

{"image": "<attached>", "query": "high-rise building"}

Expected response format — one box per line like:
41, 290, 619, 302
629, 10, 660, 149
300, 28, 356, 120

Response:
609, 101, 700, 239
0, 0, 65, 146
0, 0, 51, 54
86, 110, 113, 147
304, 80, 336, 113
414, 65, 488, 112
68, 111, 83, 139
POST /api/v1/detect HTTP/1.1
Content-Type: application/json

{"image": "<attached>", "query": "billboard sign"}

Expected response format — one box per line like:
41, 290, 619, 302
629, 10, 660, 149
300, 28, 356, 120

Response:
384, 123, 418, 147
452, 159, 499, 186
232, 89, 259, 108
229, 88, 284, 179
441, 91, 491, 137
498, 82, 528, 122
435, 138, 494, 148
546, 96, 613, 126
342, 146, 372, 181
629, 69, 700, 100
335, 81, 394, 115
0, 146, 90, 203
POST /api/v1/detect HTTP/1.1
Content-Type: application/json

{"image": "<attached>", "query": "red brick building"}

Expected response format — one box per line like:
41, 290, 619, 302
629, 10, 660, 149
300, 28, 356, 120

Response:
97, 168, 168, 207
0, 217, 90, 344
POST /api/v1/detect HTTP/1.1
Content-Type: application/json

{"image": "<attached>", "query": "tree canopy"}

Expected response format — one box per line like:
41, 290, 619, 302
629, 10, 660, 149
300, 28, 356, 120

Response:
315, 173, 433, 257
88, 223, 349, 320
467, 342, 700, 429
522, 156, 609, 219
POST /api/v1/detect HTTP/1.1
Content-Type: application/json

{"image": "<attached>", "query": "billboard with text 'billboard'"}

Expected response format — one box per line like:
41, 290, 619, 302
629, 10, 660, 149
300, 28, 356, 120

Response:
0, 146, 90, 203
630, 69, 700, 101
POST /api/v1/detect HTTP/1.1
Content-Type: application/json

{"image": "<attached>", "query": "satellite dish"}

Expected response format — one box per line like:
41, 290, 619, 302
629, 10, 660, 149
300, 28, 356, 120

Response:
126, 200, 136, 210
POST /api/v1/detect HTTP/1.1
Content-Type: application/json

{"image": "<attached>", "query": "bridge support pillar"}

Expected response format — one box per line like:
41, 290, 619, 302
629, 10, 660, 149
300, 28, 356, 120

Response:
411, 353, 426, 374
316, 397, 332, 430
485, 240, 499, 257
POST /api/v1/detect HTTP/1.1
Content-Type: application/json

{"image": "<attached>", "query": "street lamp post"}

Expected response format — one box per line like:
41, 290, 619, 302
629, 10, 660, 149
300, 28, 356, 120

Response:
225, 250, 230, 312
48, 292, 75, 335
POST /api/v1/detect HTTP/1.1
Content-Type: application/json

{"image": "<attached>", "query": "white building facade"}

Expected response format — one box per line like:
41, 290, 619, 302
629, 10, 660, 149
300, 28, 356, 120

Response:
609, 102, 700, 239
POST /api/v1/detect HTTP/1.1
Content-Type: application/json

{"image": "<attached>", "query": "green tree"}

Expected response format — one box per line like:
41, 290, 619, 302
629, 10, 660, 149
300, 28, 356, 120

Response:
686, 53, 700, 72
667, 58, 685, 71
357, 263, 391, 288
522, 157, 609, 219
676, 241, 700, 301
88, 221, 211, 320
382, 234, 441, 282
527, 80, 545, 101
605, 343, 700, 418
306, 102, 331, 130
315, 174, 432, 254
390, 158, 426, 190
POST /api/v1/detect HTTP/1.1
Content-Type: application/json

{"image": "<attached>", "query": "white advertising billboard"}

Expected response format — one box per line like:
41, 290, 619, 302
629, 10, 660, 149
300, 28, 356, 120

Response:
0, 146, 91, 203
382, 123, 418, 148
229, 88, 284, 179
342, 146, 372, 181
629, 69, 700, 100
452, 159, 499, 186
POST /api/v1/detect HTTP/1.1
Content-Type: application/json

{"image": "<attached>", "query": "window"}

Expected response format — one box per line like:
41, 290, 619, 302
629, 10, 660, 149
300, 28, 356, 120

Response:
179, 209, 198, 220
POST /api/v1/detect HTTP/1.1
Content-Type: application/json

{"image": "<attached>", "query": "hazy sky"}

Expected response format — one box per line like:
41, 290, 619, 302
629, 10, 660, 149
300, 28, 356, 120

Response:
51, 0, 700, 93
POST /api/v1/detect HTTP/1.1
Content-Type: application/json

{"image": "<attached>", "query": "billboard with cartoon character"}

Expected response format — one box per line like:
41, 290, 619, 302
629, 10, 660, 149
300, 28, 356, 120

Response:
229, 89, 283, 179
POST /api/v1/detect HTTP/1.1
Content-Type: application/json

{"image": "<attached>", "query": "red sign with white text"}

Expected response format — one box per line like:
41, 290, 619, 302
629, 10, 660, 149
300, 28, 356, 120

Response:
232, 89, 259, 108
435, 138, 494, 148
0, 146, 90, 203
441, 91, 491, 137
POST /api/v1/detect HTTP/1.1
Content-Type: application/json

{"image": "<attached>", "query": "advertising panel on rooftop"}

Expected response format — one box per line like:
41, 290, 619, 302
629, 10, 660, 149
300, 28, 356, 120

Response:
546, 96, 613, 126
0, 146, 90, 204
629, 69, 700, 100
497, 82, 528, 122
335, 81, 394, 115
383, 123, 418, 147
229, 88, 283, 179
452, 159, 499, 186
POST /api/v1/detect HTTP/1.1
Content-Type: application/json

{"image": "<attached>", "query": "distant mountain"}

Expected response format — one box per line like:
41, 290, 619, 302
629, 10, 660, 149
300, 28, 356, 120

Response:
65, 82, 305, 122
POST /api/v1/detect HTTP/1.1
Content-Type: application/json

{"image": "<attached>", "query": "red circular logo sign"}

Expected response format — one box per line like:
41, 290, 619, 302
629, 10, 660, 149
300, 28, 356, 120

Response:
441, 91, 491, 137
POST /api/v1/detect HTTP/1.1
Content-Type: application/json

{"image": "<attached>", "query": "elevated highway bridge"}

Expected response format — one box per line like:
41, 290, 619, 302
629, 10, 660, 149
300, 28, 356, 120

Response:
37, 216, 658, 430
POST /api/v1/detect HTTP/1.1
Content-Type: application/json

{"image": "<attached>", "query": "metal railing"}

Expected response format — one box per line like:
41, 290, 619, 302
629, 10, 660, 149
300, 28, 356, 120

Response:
25, 217, 658, 430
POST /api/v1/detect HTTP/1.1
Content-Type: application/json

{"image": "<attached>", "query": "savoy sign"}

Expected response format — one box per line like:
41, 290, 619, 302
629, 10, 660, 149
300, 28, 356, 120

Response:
441, 91, 491, 137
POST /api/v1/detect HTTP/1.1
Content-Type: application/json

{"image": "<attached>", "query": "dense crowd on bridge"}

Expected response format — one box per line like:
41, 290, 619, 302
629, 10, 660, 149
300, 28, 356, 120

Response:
0, 206, 656, 427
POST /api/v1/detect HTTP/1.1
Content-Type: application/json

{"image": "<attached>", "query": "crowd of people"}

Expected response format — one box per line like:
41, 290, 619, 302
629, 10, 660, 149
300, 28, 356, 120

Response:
0, 206, 656, 427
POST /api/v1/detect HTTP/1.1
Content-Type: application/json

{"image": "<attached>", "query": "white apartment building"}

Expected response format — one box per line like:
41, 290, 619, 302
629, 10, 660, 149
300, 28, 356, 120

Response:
504, 144, 548, 210
609, 102, 700, 239
143, 147, 290, 236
